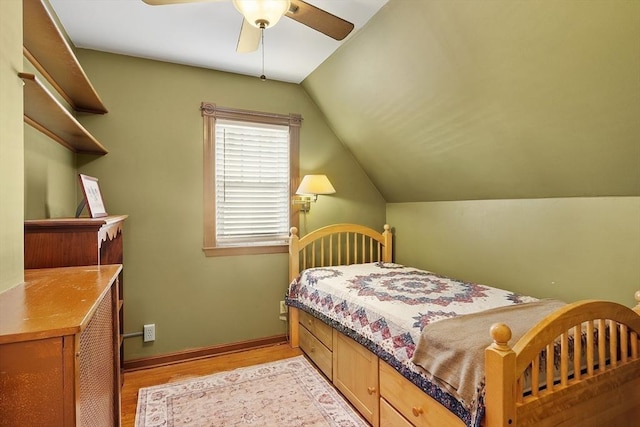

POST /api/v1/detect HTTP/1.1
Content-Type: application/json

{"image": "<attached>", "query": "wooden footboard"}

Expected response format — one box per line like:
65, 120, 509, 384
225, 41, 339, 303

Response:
485, 297, 640, 427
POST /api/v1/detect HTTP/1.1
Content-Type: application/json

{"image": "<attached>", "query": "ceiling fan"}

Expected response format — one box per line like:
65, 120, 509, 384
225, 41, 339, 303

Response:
142, 0, 355, 54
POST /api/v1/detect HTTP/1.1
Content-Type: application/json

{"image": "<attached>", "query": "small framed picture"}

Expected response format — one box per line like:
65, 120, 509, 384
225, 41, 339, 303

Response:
79, 174, 108, 218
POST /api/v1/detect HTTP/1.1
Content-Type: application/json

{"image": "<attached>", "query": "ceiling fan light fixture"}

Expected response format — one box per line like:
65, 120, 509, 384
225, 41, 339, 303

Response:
233, 0, 291, 29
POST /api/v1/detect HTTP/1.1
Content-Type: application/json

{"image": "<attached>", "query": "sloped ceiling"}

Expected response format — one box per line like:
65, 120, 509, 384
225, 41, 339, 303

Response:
303, 0, 640, 202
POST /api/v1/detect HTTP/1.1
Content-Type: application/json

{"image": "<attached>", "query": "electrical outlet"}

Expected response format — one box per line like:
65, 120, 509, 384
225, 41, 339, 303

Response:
279, 300, 288, 315
143, 324, 155, 342
279, 300, 288, 322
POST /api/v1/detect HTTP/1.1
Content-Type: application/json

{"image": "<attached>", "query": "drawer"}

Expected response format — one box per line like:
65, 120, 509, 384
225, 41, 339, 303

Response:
334, 331, 379, 426
299, 324, 332, 379
299, 310, 333, 349
379, 361, 465, 427
380, 397, 413, 427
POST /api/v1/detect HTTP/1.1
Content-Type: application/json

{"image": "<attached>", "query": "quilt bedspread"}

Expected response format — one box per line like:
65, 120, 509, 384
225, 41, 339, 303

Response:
286, 262, 538, 427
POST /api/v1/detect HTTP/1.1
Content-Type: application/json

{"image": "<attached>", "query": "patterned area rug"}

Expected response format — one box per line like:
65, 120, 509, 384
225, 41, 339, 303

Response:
135, 356, 368, 426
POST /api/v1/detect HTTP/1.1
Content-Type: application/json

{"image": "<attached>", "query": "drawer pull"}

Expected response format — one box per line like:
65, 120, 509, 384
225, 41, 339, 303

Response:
412, 407, 424, 417
367, 386, 376, 395
307, 319, 313, 326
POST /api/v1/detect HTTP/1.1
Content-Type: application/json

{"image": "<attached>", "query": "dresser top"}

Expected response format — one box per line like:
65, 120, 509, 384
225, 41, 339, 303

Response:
0, 265, 122, 344
24, 214, 128, 230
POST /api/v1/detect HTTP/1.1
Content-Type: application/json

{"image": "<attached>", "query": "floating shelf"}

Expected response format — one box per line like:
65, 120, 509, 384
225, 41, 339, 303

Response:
23, 0, 108, 114
20, 73, 108, 155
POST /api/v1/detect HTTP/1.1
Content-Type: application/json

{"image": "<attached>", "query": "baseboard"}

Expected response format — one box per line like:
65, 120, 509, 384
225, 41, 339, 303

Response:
123, 334, 288, 372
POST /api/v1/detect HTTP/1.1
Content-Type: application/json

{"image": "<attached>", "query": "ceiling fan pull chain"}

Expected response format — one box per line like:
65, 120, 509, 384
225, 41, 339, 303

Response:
260, 25, 266, 81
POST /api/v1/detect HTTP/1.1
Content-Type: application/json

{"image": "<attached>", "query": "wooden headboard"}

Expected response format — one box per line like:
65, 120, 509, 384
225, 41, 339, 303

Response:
288, 223, 393, 282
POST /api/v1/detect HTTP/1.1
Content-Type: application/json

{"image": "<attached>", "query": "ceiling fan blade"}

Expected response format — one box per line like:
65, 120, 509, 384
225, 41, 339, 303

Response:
285, 0, 354, 41
142, 0, 218, 5
236, 19, 261, 53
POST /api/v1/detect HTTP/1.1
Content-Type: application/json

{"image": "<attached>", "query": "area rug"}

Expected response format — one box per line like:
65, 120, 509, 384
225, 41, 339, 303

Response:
135, 355, 368, 426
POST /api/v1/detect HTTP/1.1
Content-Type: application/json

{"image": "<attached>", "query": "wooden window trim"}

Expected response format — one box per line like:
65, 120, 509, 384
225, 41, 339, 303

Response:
201, 102, 300, 257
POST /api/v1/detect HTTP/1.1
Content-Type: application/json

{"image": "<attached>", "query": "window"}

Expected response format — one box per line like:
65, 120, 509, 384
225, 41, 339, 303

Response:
201, 102, 300, 256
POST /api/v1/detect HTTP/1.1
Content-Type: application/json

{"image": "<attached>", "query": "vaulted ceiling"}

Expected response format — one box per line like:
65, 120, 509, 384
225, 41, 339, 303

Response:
303, 0, 640, 202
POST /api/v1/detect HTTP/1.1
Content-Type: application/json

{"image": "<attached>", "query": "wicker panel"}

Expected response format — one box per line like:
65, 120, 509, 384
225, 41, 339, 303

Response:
78, 288, 115, 426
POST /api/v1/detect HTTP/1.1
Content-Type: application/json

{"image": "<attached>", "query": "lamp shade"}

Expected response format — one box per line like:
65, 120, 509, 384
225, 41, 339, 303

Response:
296, 175, 336, 195
233, 0, 291, 28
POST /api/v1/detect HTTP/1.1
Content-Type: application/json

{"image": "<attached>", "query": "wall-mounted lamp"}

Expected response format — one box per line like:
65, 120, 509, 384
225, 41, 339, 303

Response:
292, 174, 336, 213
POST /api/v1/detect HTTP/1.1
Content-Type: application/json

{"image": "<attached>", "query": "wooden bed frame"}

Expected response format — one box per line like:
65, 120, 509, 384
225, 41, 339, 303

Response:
287, 223, 640, 427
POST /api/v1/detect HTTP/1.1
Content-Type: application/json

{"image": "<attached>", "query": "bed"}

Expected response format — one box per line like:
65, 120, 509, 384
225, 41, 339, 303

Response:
285, 223, 640, 427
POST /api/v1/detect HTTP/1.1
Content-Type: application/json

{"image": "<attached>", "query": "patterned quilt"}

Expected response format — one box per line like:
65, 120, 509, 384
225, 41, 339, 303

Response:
286, 262, 538, 427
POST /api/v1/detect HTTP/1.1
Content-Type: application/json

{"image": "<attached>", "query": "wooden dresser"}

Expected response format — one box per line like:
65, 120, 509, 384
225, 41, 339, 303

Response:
24, 215, 128, 375
0, 265, 122, 426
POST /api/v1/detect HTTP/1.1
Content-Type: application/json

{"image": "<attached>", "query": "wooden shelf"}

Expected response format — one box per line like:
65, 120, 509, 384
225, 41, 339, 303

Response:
23, 0, 108, 114
20, 72, 108, 155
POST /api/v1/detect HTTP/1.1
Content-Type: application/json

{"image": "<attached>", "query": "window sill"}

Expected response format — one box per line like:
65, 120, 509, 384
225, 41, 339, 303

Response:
202, 244, 288, 257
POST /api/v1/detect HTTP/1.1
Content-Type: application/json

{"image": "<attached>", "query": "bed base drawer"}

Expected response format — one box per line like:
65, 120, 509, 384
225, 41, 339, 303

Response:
299, 324, 332, 379
299, 310, 333, 349
379, 361, 464, 427
380, 397, 413, 427
334, 331, 379, 426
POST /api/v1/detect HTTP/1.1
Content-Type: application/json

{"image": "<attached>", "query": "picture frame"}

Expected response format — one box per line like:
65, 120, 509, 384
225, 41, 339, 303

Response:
78, 174, 108, 218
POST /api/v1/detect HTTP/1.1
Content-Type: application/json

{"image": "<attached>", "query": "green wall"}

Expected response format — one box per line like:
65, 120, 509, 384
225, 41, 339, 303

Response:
0, 0, 24, 292
22, 56, 78, 221
387, 197, 640, 307
24, 125, 77, 220
72, 49, 385, 360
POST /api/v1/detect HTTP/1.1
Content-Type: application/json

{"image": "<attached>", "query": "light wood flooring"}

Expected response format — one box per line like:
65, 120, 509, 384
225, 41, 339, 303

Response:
121, 343, 303, 427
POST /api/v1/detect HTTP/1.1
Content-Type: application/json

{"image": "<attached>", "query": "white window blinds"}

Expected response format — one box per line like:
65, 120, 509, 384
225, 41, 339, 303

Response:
214, 119, 290, 246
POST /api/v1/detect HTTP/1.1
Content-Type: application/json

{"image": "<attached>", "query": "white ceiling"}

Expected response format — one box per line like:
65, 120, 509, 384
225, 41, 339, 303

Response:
48, 0, 388, 84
